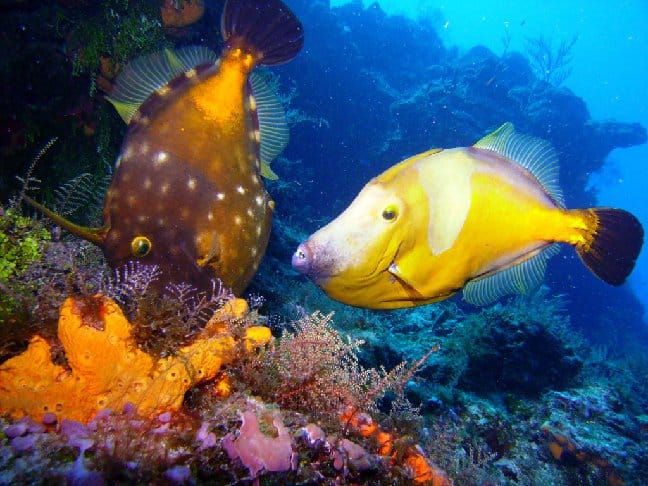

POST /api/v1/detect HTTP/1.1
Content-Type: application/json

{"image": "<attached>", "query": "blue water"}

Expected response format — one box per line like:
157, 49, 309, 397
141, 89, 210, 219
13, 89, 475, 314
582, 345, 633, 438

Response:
321, 0, 648, 323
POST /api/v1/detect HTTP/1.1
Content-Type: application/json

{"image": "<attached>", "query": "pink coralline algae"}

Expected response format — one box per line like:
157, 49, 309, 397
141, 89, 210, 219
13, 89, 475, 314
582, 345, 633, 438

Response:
222, 409, 296, 478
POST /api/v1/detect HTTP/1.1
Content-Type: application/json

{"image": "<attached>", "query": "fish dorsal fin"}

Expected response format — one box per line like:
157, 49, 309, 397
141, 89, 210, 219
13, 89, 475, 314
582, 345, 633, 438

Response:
249, 71, 289, 180
463, 244, 561, 306
474, 122, 565, 208
106, 46, 218, 124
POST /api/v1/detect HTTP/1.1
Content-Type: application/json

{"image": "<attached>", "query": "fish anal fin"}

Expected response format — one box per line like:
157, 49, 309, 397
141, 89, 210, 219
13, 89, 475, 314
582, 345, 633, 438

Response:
463, 244, 561, 306
474, 122, 565, 208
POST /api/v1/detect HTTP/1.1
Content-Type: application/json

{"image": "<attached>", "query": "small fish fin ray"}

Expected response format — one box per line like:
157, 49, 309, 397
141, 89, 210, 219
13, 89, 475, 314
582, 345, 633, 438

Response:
463, 244, 561, 306
474, 122, 565, 208
106, 46, 218, 124
250, 71, 288, 179
221, 0, 304, 66
23, 195, 108, 247
576, 208, 643, 285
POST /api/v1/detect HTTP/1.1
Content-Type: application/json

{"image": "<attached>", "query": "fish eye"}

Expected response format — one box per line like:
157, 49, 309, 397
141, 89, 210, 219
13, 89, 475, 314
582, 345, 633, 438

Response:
382, 205, 399, 221
131, 236, 152, 257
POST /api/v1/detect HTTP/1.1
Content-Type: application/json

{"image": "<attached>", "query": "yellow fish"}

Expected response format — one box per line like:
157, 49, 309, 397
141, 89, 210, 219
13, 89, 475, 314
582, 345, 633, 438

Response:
292, 123, 644, 309
27, 0, 303, 295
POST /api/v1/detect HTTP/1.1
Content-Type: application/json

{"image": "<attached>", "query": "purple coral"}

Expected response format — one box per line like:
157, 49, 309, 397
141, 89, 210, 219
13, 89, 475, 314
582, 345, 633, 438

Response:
222, 409, 295, 478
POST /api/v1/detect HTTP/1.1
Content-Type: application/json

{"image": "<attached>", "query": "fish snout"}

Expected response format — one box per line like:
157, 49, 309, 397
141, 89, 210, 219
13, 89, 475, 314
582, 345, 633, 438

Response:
293, 238, 339, 285
292, 242, 313, 275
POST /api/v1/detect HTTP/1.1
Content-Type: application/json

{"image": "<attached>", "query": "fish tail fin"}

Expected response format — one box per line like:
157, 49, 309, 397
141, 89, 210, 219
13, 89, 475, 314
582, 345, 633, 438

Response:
221, 0, 304, 66
575, 208, 643, 285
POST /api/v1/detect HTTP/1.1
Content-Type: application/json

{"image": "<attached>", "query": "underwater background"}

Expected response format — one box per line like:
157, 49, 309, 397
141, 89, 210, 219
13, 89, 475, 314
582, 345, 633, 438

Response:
1, 0, 647, 484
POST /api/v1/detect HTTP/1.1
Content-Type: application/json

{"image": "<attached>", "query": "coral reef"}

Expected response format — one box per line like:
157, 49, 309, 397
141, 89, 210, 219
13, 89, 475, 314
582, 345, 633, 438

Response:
1, 1, 648, 484
0, 295, 269, 423
538, 386, 645, 485
341, 407, 451, 485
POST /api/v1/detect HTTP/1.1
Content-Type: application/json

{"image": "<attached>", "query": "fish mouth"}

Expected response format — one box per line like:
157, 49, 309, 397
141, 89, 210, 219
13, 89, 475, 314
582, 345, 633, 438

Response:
292, 239, 396, 285
292, 242, 333, 283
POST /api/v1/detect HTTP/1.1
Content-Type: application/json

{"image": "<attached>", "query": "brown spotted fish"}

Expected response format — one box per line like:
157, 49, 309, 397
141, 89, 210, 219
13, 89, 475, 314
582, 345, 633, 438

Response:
27, 0, 304, 294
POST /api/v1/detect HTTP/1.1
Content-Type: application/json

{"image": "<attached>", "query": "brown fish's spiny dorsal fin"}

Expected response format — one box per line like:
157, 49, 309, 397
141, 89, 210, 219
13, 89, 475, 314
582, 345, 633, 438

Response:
474, 122, 565, 208
249, 71, 289, 180
463, 244, 561, 306
23, 195, 109, 247
106, 46, 219, 124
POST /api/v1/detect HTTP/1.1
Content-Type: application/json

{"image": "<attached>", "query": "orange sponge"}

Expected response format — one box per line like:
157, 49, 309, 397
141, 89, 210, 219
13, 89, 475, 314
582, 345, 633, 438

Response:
0, 295, 270, 423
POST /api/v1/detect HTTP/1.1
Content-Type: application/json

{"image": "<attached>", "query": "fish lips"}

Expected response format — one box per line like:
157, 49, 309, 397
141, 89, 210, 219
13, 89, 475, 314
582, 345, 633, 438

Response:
291, 240, 336, 285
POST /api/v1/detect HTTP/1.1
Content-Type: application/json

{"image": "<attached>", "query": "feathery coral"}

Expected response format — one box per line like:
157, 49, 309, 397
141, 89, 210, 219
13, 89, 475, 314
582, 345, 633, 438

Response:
0, 294, 269, 424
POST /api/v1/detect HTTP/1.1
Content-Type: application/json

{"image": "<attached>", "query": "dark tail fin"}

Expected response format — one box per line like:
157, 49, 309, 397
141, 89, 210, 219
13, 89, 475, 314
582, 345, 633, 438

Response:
221, 0, 304, 66
576, 208, 643, 285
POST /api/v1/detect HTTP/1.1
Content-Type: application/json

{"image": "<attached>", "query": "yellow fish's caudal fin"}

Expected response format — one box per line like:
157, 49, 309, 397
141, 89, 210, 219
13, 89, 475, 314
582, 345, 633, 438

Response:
23, 195, 108, 247
576, 208, 644, 285
221, 0, 304, 67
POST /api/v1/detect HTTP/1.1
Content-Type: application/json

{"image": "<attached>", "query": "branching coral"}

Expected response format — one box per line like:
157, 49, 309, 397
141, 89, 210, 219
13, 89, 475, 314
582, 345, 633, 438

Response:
525, 35, 578, 86
0, 295, 270, 423
240, 310, 421, 424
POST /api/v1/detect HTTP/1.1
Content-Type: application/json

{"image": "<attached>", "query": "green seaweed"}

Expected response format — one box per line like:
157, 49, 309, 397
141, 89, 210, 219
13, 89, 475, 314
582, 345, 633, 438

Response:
55, 1, 167, 78
0, 209, 50, 326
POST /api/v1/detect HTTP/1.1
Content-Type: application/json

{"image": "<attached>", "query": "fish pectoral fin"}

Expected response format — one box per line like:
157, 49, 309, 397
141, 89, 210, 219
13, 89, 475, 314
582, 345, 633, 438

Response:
388, 261, 458, 302
388, 261, 425, 293
195, 236, 221, 269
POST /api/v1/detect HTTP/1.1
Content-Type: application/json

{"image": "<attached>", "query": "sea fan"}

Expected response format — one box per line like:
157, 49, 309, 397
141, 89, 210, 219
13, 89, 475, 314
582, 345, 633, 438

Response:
101, 261, 162, 313
165, 279, 234, 324
54, 173, 98, 217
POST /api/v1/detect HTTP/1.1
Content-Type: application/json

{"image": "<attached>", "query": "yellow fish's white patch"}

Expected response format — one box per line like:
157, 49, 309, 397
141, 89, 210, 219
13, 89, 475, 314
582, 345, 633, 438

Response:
415, 148, 473, 255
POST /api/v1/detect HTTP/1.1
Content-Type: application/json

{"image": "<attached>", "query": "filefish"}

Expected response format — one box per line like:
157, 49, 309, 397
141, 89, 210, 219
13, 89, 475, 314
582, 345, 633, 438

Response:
28, 0, 304, 295
292, 123, 644, 309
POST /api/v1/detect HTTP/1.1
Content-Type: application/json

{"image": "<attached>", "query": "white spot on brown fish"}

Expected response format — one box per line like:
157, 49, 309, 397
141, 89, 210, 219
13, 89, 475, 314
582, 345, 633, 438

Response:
155, 151, 168, 166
